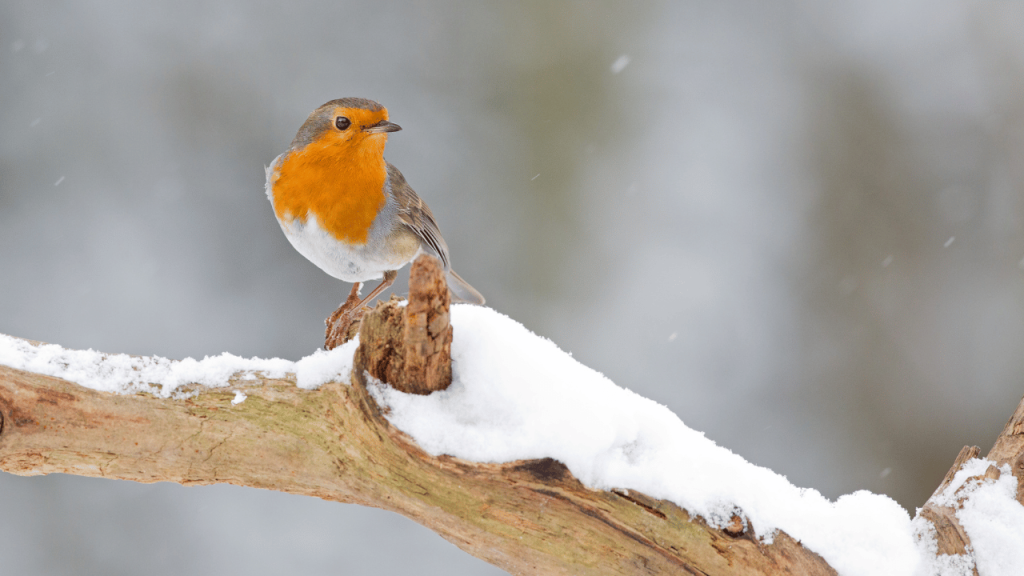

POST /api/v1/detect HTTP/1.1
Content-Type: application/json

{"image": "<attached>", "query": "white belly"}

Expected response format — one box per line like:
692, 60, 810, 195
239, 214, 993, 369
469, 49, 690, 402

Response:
278, 213, 417, 283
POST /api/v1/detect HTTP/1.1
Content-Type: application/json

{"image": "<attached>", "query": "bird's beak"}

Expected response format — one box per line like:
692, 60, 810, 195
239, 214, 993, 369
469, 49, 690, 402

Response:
363, 120, 402, 134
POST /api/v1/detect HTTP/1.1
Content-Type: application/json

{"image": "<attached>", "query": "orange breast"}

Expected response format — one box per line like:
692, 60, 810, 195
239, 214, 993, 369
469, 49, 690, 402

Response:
271, 134, 387, 245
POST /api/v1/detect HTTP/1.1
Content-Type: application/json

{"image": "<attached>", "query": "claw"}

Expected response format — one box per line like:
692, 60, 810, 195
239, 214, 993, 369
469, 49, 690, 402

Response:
323, 272, 398, 350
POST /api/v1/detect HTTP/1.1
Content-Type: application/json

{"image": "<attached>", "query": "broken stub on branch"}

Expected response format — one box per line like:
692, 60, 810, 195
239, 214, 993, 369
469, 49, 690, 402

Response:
342, 255, 453, 394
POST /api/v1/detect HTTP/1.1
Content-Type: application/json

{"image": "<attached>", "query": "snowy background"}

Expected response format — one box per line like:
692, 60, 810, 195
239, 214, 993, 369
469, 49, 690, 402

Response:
2, 1, 1024, 574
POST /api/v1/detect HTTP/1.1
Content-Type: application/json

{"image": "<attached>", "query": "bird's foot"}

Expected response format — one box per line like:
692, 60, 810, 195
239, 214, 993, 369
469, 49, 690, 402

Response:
325, 304, 366, 350
324, 286, 367, 350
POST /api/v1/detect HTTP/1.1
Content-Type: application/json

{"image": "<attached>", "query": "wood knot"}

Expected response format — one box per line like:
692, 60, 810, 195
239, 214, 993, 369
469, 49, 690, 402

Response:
723, 514, 746, 537
513, 458, 571, 483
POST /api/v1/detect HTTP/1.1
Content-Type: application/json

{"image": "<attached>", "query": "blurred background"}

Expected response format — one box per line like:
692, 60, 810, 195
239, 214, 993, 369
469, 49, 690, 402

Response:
2, 0, 1023, 574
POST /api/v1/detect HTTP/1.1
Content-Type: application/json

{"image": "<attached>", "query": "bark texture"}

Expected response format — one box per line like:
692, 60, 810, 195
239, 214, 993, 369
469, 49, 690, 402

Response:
401, 255, 453, 393
354, 256, 453, 395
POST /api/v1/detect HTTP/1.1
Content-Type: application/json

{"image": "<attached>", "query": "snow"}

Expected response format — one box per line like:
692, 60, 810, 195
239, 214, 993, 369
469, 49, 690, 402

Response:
610, 54, 631, 74
293, 343, 360, 389
958, 466, 1024, 576
0, 333, 358, 397
916, 458, 1024, 576
4, 306, 1024, 574
366, 305, 1024, 576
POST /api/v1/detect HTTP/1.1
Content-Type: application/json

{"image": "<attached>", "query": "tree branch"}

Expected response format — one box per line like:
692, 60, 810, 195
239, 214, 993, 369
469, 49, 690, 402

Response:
0, 354, 838, 575
3, 256, 1011, 574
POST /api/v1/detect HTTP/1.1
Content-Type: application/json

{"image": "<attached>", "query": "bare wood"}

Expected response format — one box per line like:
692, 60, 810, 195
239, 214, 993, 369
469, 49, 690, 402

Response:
916, 445, 980, 564
987, 394, 1024, 496
353, 295, 407, 386
402, 255, 453, 393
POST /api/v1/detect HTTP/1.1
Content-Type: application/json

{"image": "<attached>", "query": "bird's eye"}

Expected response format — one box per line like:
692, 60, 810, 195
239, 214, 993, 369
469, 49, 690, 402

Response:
335, 116, 351, 130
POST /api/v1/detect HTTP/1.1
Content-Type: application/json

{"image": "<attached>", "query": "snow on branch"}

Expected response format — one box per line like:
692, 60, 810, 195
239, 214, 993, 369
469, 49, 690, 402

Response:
1, 256, 1023, 575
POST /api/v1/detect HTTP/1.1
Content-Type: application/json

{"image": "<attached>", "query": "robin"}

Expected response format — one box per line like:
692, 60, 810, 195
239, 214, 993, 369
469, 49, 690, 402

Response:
266, 97, 484, 345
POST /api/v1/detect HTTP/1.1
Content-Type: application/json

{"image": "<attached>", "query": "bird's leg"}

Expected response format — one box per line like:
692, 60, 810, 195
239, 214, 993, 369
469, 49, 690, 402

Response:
325, 282, 362, 350
325, 271, 398, 350
354, 270, 398, 310
339, 281, 364, 316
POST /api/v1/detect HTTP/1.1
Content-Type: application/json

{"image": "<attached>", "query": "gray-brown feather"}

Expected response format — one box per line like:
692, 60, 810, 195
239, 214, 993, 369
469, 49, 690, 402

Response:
386, 163, 451, 271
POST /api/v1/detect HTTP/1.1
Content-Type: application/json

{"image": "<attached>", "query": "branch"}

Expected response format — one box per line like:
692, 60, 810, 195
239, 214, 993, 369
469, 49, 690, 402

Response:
7, 255, 1002, 575
0, 358, 835, 574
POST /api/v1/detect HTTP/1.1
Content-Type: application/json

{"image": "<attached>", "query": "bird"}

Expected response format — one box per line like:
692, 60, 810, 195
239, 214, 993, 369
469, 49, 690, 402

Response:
266, 97, 484, 345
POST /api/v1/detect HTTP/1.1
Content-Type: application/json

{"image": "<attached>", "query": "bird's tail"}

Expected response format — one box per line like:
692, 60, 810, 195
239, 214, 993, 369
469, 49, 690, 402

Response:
446, 269, 485, 305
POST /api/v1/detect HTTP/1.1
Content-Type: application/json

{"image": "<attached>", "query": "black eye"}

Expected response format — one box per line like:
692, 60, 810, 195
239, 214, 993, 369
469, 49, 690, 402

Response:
335, 116, 351, 130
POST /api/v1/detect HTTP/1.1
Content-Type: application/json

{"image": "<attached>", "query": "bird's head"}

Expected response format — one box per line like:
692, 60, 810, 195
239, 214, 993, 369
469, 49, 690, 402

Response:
290, 97, 402, 155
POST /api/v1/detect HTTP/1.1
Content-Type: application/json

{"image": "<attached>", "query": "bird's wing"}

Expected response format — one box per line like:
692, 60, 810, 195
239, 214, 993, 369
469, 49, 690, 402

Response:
386, 162, 451, 270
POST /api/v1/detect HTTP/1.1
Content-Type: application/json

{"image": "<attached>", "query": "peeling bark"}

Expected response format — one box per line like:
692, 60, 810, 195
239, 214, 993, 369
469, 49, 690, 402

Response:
354, 255, 453, 395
